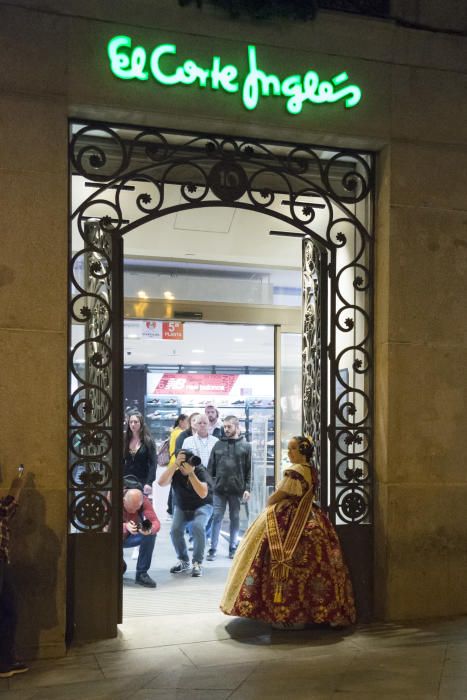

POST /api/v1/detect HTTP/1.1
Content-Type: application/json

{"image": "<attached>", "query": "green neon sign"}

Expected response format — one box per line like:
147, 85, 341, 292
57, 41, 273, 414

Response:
107, 35, 362, 115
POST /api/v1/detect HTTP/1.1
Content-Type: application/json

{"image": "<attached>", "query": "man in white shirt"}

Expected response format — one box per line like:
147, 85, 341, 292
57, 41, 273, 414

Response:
182, 415, 218, 467
182, 414, 218, 548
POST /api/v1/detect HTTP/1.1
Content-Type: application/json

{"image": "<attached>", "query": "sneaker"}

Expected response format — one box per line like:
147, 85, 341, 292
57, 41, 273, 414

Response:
206, 549, 216, 561
122, 559, 127, 574
135, 572, 157, 588
191, 562, 202, 577
229, 547, 237, 559
170, 560, 190, 574
0, 661, 29, 678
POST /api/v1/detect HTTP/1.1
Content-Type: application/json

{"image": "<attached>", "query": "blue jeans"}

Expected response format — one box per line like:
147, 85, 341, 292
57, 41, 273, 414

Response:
171, 504, 213, 564
123, 533, 157, 575
210, 493, 241, 552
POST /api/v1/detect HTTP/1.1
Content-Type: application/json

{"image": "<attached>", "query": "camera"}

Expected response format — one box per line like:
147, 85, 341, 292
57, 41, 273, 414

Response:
137, 518, 152, 533
179, 450, 201, 467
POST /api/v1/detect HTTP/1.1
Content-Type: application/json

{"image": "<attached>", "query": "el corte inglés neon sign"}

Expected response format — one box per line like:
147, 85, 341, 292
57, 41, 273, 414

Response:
107, 35, 362, 115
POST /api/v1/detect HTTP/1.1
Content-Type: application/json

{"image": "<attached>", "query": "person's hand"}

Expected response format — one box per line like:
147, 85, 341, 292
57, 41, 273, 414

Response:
242, 490, 250, 502
126, 520, 138, 535
9, 474, 25, 500
143, 484, 152, 495
179, 462, 194, 477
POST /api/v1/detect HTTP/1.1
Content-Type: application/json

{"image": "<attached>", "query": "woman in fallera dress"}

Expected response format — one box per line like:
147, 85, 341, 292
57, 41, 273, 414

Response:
221, 436, 356, 629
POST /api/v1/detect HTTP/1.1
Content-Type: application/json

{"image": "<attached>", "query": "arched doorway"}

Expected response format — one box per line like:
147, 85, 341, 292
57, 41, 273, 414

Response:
67, 121, 374, 640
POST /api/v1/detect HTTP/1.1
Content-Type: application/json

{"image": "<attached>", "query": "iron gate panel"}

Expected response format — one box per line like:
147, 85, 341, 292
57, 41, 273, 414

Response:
68, 120, 374, 623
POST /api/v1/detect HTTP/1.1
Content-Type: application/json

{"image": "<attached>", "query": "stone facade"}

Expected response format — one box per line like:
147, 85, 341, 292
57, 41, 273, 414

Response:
0, 0, 466, 656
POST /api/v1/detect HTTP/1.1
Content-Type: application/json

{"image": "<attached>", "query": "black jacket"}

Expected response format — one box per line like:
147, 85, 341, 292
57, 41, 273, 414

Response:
123, 441, 156, 486
207, 436, 252, 496
172, 466, 213, 510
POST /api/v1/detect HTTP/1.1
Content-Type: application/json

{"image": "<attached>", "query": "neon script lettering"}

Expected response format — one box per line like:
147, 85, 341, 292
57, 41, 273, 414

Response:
107, 35, 362, 114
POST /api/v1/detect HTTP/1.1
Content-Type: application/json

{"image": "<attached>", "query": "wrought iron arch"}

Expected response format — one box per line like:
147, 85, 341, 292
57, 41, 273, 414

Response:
68, 120, 374, 546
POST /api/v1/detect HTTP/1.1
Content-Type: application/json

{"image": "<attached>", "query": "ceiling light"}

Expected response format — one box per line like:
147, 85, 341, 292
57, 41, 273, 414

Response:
192, 349, 205, 354
234, 338, 244, 343
164, 290, 175, 300
256, 325, 267, 331
137, 290, 148, 299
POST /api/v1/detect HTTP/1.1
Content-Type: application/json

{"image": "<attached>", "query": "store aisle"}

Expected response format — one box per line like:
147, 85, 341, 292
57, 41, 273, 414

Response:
123, 514, 232, 619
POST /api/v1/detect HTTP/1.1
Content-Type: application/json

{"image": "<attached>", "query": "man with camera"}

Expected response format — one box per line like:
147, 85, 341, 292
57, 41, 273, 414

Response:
122, 487, 160, 588
157, 449, 212, 578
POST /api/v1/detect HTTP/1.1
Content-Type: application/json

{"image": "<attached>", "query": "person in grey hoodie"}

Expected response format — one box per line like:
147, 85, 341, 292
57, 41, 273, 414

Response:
207, 416, 251, 560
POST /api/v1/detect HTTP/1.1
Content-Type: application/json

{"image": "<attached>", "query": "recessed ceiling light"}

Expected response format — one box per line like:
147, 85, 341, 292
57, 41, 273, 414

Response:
164, 290, 175, 300
234, 338, 244, 343
137, 290, 148, 299
256, 325, 267, 331
192, 349, 205, 354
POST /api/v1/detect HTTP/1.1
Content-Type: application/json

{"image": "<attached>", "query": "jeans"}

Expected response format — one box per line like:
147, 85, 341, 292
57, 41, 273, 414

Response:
210, 493, 241, 552
123, 533, 157, 575
171, 504, 213, 564
0, 559, 17, 665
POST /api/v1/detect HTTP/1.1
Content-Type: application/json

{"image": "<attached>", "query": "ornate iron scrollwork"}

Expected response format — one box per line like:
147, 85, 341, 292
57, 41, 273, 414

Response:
302, 237, 325, 500
69, 121, 374, 529
69, 220, 113, 532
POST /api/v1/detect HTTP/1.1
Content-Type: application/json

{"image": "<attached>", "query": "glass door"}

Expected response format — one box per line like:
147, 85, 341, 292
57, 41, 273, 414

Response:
275, 329, 302, 481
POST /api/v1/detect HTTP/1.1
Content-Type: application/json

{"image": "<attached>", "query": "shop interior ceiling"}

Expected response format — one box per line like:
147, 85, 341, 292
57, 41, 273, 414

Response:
71, 186, 303, 366
123, 320, 277, 367
71, 129, 348, 367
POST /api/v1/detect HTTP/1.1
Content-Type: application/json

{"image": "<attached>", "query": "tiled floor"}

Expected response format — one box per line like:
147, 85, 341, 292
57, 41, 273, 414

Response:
3, 525, 467, 699
2, 614, 467, 699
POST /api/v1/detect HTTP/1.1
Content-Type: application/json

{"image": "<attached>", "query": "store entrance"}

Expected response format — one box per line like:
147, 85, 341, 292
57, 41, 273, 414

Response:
68, 121, 375, 641
122, 320, 278, 618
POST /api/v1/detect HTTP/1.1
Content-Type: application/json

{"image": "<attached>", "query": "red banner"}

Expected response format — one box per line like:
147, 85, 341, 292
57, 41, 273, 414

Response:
154, 373, 238, 395
162, 321, 183, 340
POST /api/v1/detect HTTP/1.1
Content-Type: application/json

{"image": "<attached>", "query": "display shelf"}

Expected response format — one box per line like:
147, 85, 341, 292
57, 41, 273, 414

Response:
144, 394, 181, 442
245, 397, 274, 464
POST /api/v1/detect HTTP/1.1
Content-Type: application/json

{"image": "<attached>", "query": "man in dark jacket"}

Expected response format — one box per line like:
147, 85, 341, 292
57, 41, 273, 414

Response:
157, 449, 213, 578
207, 416, 251, 560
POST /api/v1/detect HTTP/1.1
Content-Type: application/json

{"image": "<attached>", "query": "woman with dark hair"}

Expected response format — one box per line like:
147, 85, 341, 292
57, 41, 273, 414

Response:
221, 435, 356, 629
123, 412, 157, 494
168, 414, 189, 467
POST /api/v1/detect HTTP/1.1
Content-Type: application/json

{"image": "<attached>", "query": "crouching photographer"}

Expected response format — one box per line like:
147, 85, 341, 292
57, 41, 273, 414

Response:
157, 449, 212, 578
123, 479, 160, 588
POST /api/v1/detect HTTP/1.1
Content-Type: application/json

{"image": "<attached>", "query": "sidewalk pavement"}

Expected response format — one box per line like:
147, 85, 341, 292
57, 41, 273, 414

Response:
1, 612, 467, 699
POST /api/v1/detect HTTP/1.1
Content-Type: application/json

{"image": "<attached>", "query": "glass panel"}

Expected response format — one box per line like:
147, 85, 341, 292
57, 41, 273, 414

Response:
279, 332, 302, 470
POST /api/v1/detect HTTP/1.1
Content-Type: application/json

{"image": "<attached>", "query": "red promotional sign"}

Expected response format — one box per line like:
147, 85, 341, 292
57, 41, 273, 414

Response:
154, 374, 238, 395
162, 321, 183, 340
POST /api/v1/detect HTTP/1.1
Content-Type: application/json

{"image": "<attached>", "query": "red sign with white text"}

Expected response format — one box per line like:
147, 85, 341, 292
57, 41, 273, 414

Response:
141, 320, 183, 340
162, 321, 183, 340
154, 374, 238, 395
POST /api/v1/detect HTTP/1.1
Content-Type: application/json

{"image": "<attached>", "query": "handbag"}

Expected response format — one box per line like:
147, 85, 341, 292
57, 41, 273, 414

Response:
157, 438, 170, 467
